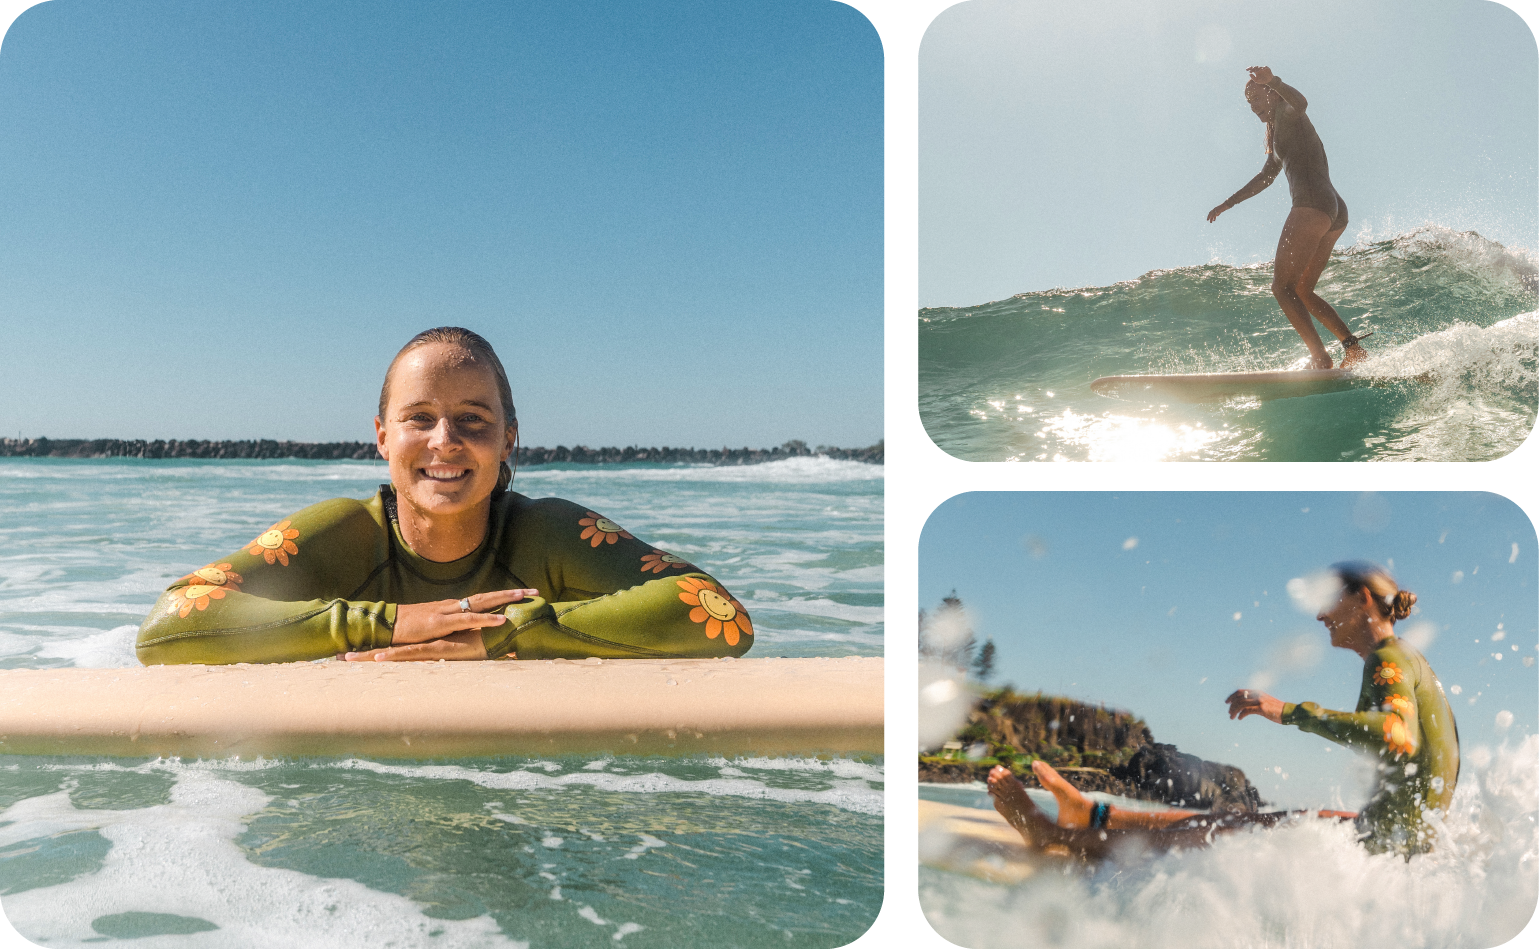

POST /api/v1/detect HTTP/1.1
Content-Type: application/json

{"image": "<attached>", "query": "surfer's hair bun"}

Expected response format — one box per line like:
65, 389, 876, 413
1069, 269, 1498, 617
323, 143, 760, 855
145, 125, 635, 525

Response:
1332, 560, 1415, 624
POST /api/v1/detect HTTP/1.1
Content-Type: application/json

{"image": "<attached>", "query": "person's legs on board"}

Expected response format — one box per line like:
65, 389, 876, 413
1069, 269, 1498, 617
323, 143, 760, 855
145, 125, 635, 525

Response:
1272, 206, 1336, 368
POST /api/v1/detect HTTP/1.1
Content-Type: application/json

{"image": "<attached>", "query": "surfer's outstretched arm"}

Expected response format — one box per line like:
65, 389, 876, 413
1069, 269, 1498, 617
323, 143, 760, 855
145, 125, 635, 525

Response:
1207, 155, 1282, 222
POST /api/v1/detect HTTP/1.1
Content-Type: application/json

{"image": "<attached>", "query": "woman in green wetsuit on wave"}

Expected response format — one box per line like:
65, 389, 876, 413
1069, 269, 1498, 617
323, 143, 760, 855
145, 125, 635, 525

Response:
988, 561, 1459, 859
136, 327, 754, 665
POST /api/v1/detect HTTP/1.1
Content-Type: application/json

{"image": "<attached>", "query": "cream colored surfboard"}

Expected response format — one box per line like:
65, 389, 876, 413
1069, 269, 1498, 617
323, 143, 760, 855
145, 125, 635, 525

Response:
1091, 368, 1365, 403
918, 799, 1050, 884
0, 657, 882, 759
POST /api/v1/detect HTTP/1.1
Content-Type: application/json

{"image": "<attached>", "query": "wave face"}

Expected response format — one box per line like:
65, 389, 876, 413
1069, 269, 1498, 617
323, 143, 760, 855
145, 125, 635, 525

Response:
919, 228, 1539, 461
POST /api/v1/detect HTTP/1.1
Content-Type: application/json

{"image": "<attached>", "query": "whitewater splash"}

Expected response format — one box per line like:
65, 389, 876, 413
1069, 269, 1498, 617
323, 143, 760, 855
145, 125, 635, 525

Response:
919, 227, 1539, 461
920, 736, 1538, 949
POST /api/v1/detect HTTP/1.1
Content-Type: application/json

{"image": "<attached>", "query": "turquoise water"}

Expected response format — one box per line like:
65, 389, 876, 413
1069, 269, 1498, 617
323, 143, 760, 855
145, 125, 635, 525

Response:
0, 457, 883, 947
919, 227, 1539, 461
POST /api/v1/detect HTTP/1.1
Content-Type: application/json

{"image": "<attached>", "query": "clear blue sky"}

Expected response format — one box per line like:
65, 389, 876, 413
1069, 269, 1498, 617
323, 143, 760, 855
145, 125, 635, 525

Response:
920, 492, 1538, 810
919, 0, 1539, 306
0, 0, 882, 447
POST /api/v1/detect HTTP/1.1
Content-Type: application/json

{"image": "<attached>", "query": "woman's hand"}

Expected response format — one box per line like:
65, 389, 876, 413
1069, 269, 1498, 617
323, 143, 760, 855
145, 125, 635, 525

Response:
1207, 203, 1231, 223
343, 629, 492, 662
389, 589, 538, 645
1246, 65, 1274, 85
1225, 689, 1284, 723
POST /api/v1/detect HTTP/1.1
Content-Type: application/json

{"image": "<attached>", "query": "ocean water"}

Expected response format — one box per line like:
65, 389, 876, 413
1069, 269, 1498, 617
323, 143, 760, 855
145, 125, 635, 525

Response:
919, 227, 1539, 462
919, 737, 1539, 949
0, 457, 884, 947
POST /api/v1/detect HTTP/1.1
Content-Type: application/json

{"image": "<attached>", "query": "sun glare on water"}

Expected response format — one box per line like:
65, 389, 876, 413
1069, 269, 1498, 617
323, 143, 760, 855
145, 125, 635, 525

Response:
1034, 410, 1225, 462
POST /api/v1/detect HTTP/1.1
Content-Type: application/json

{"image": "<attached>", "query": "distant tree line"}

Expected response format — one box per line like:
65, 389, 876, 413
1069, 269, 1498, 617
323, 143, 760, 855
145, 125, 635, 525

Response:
918, 590, 996, 682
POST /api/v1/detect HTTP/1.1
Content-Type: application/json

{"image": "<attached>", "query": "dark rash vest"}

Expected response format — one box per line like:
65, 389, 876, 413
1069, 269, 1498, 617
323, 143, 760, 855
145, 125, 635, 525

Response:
1281, 636, 1459, 854
135, 487, 755, 664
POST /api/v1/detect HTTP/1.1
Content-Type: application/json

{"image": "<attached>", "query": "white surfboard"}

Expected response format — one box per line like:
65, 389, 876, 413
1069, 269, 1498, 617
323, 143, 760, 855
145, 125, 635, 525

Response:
918, 799, 1045, 883
1090, 368, 1366, 403
0, 657, 882, 759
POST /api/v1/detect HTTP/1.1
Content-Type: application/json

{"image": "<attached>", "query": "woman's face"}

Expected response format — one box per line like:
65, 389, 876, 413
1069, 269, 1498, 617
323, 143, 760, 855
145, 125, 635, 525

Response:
1246, 86, 1277, 122
1317, 586, 1372, 649
374, 342, 514, 522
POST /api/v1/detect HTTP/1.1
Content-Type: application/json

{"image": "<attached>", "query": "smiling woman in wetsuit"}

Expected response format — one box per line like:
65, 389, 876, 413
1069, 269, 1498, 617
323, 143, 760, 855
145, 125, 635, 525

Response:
1207, 66, 1370, 371
988, 561, 1458, 859
135, 327, 754, 664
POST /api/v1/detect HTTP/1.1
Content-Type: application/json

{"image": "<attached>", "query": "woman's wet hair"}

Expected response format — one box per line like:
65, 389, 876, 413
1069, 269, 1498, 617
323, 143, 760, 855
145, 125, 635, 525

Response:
379, 327, 518, 491
1245, 79, 1277, 154
1332, 560, 1417, 623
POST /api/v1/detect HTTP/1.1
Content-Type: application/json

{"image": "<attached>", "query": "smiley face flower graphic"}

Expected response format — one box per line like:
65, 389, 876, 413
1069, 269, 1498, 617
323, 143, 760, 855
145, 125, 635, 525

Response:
172, 563, 243, 618
1383, 713, 1416, 757
246, 520, 301, 566
676, 577, 753, 647
578, 512, 633, 548
641, 550, 693, 574
1372, 661, 1404, 687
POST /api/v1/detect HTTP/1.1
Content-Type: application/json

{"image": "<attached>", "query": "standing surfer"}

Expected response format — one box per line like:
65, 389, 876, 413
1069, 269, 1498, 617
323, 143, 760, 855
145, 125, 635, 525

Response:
1208, 66, 1369, 370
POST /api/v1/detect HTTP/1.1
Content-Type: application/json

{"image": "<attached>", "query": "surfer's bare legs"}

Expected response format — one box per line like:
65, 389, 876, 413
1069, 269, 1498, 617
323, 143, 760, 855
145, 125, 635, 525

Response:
1273, 207, 1338, 369
988, 762, 1201, 832
1296, 224, 1366, 367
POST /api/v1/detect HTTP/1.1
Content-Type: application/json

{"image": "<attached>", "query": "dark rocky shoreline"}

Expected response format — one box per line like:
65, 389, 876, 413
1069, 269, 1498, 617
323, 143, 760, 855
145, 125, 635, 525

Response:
922, 689, 1265, 813
0, 437, 882, 466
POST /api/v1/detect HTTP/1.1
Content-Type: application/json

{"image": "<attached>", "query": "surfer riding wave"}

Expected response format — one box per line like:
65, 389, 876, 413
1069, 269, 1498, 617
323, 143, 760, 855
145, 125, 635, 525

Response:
988, 561, 1459, 859
1207, 66, 1370, 371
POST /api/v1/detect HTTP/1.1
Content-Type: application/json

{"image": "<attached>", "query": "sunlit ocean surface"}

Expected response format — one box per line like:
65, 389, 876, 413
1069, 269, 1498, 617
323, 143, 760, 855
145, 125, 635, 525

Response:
0, 457, 883, 947
920, 227, 1539, 462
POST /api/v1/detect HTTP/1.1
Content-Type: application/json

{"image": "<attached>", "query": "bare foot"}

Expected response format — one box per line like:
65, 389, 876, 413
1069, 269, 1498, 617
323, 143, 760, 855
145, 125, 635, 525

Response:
1307, 352, 1333, 370
1029, 760, 1094, 828
1340, 344, 1368, 369
986, 765, 1058, 841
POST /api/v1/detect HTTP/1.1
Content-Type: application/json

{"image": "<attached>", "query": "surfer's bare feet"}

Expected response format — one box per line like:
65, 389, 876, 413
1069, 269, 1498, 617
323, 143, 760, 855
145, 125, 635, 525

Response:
1028, 760, 1095, 828
986, 765, 1051, 837
1307, 352, 1333, 370
1340, 343, 1367, 368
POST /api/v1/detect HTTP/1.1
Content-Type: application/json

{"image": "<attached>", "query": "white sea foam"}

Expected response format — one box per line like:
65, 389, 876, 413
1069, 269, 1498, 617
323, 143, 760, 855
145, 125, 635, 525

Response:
705, 756, 885, 783
0, 771, 523, 948
33, 625, 141, 668
517, 456, 882, 485
332, 759, 884, 816
922, 737, 1539, 949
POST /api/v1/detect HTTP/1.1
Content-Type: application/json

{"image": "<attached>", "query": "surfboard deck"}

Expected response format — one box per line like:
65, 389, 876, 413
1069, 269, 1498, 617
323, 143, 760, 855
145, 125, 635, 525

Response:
918, 799, 1054, 883
1091, 368, 1365, 403
0, 657, 882, 759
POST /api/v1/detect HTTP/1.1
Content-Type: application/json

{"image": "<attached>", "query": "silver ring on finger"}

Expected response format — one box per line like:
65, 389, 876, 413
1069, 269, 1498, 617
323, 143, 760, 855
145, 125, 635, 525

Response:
458, 598, 472, 613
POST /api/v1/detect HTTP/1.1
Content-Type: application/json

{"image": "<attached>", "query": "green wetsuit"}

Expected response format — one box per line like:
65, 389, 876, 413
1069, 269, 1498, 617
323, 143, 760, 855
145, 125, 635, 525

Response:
1281, 636, 1459, 855
136, 487, 754, 664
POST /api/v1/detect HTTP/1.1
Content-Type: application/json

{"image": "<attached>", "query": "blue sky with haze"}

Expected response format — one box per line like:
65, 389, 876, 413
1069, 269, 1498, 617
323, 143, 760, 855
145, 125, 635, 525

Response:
920, 0, 1538, 306
0, 0, 882, 446
920, 492, 1538, 810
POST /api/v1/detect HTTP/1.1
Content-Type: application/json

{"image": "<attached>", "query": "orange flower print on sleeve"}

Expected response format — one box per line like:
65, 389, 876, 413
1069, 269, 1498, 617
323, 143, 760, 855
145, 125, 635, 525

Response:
1372, 661, 1404, 686
246, 520, 301, 566
172, 563, 243, 618
578, 512, 633, 548
641, 550, 694, 574
1383, 713, 1416, 757
676, 577, 754, 647
1382, 694, 1414, 720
